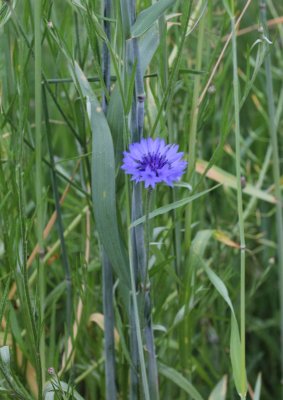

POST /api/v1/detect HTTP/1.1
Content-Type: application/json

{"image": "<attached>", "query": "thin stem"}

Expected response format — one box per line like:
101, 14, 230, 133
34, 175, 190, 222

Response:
143, 188, 159, 400
144, 188, 151, 288
184, 10, 205, 250
34, 0, 45, 390
231, 13, 247, 398
128, 233, 150, 400
259, 0, 283, 385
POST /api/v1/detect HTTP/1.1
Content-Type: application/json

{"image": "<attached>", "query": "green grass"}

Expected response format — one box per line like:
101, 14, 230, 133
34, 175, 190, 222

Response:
0, 0, 283, 399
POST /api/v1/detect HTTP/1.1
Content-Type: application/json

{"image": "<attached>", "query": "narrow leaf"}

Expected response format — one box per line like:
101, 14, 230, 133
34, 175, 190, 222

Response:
158, 363, 204, 400
130, 184, 220, 228
230, 315, 245, 395
202, 261, 247, 396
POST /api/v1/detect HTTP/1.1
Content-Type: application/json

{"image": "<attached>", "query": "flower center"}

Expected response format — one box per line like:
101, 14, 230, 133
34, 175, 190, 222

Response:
138, 152, 168, 174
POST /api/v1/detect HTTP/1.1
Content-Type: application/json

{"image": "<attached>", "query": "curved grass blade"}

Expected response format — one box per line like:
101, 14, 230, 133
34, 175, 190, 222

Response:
158, 362, 204, 400
190, 230, 246, 395
200, 258, 246, 396
130, 184, 221, 228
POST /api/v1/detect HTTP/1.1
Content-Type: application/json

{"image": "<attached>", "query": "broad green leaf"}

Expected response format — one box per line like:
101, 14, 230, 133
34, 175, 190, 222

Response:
71, 62, 130, 288
158, 362, 204, 400
196, 159, 276, 204
131, 0, 175, 38
130, 184, 221, 228
208, 375, 227, 400
139, 25, 160, 76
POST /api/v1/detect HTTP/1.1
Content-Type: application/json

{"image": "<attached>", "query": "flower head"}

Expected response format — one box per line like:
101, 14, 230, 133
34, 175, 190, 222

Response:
121, 138, 187, 189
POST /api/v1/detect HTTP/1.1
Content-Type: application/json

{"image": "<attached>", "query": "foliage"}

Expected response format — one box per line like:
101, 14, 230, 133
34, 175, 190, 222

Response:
0, 0, 282, 399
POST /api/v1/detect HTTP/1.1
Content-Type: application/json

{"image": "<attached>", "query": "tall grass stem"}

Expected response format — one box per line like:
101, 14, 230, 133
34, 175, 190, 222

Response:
34, 0, 45, 390
259, 0, 283, 385
231, 11, 247, 399
101, 0, 117, 398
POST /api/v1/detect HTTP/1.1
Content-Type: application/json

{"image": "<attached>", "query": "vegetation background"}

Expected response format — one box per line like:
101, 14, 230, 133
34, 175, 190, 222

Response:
0, 0, 282, 399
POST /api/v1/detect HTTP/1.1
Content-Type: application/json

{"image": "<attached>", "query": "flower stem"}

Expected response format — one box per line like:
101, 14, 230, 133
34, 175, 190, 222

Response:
144, 188, 151, 287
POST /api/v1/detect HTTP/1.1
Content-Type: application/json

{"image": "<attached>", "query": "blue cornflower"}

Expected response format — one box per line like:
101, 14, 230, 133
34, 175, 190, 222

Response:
121, 138, 187, 189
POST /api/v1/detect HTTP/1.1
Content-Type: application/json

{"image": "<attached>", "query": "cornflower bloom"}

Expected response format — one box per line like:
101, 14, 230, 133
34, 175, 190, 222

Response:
121, 138, 187, 188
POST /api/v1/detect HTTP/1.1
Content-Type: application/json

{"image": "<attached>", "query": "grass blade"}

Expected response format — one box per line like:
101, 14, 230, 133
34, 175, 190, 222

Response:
130, 184, 221, 228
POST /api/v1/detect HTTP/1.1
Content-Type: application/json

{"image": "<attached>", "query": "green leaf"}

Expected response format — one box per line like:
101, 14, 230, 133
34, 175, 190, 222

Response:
202, 261, 234, 313
70, 62, 130, 288
159, 362, 204, 400
201, 261, 247, 396
130, 184, 220, 228
131, 0, 175, 38
230, 315, 245, 395
208, 375, 227, 400
139, 25, 160, 76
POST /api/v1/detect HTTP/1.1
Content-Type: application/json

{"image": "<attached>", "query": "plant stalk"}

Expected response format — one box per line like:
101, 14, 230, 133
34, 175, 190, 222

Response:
231, 12, 247, 398
34, 0, 45, 390
259, 0, 283, 386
